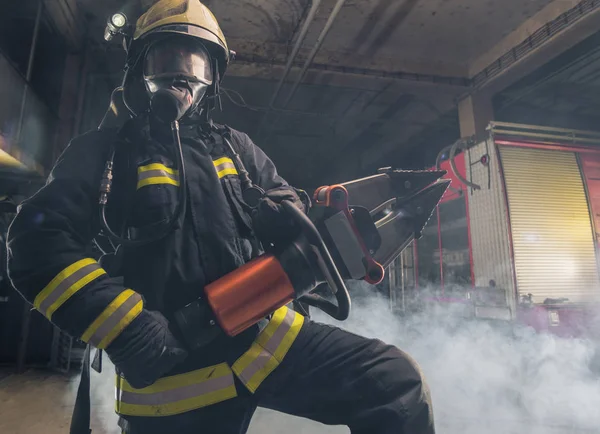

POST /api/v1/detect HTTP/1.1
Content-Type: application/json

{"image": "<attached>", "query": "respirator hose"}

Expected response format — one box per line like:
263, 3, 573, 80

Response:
99, 121, 188, 247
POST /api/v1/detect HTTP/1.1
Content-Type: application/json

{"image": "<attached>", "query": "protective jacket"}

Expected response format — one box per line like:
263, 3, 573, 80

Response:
7, 115, 308, 417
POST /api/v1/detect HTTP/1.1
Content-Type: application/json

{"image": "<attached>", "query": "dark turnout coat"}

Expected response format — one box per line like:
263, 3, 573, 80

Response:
7, 116, 297, 366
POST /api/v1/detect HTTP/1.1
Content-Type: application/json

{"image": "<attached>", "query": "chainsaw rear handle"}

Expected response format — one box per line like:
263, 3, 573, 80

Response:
282, 200, 351, 321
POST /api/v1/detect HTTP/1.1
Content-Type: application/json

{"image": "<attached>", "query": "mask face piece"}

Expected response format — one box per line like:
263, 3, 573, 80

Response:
142, 35, 213, 121
144, 35, 213, 88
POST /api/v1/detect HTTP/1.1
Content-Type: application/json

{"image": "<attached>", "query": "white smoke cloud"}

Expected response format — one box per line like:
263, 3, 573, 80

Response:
82, 281, 600, 434
302, 282, 600, 434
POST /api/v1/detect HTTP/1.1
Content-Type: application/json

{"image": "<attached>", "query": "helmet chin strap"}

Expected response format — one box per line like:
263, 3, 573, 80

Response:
200, 58, 222, 123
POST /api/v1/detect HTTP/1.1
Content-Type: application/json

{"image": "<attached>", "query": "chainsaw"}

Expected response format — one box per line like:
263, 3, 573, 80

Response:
174, 167, 450, 350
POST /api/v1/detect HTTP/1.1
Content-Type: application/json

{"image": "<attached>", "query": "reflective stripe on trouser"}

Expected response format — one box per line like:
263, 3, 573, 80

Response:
81, 289, 144, 349
137, 163, 180, 189
115, 306, 304, 418
213, 157, 238, 179
232, 305, 304, 393
115, 363, 238, 417
33, 258, 106, 320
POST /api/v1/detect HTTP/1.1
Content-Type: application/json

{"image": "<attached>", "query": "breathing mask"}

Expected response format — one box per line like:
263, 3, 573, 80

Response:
143, 35, 214, 123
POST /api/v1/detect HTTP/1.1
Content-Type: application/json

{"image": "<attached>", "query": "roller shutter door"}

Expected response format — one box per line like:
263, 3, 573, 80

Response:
499, 146, 600, 304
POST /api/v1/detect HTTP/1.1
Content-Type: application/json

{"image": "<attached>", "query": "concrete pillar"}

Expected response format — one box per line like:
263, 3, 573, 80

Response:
458, 91, 495, 140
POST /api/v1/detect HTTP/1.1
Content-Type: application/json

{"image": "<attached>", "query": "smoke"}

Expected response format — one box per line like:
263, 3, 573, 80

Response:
290, 281, 600, 434
88, 355, 121, 433
80, 282, 600, 434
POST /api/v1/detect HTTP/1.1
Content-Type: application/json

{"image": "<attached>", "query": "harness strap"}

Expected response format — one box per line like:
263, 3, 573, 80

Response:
69, 345, 92, 434
209, 126, 263, 256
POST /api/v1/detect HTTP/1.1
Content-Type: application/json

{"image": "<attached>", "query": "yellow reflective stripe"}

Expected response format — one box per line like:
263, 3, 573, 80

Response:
232, 306, 292, 374
273, 310, 304, 361
235, 346, 279, 394
216, 167, 238, 179
137, 163, 180, 189
138, 163, 178, 175
33, 258, 95, 309
81, 290, 144, 349
115, 363, 238, 417
33, 258, 106, 320
213, 156, 238, 179
212, 157, 232, 167
232, 306, 304, 393
118, 363, 231, 394
255, 304, 289, 348
137, 176, 180, 189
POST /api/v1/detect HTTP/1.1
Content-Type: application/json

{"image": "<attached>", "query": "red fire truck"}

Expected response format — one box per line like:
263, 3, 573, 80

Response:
388, 122, 600, 338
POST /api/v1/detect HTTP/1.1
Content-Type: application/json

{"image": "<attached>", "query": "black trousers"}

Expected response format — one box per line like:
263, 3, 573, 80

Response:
122, 319, 435, 434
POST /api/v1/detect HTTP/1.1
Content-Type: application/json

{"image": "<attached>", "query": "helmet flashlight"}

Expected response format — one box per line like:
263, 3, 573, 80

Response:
104, 12, 128, 42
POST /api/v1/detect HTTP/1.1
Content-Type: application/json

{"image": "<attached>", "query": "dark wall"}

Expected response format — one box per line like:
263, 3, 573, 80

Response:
0, 0, 69, 170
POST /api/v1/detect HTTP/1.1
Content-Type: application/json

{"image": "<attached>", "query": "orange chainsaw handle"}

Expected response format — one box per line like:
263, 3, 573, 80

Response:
282, 201, 351, 320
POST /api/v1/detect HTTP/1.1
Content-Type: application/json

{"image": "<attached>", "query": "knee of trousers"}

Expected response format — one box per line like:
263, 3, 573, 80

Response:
368, 342, 433, 417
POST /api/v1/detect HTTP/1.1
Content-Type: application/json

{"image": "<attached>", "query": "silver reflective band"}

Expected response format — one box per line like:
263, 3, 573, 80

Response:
232, 306, 304, 393
137, 163, 180, 189
34, 258, 106, 320
115, 363, 238, 417
213, 156, 238, 179
81, 290, 143, 350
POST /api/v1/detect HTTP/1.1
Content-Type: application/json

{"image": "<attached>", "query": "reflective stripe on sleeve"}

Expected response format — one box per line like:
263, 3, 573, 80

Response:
213, 157, 238, 179
115, 363, 238, 417
232, 306, 304, 393
137, 163, 180, 189
33, 258, 106, 320
81, 289, 144, 349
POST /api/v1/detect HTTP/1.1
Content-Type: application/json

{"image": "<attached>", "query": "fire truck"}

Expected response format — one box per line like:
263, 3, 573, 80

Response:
387, 122, 600, 338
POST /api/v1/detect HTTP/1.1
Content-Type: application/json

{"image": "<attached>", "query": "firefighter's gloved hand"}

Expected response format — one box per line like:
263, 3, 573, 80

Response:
106, 310, 188, 388
252, 186, 307, 247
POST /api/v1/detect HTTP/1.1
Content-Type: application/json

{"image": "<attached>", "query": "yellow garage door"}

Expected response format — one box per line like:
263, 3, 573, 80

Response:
499, 146, 600, 304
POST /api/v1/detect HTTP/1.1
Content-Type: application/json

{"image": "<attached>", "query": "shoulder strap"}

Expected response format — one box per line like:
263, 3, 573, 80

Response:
69, 345, 92, 434
209, 125, 259, 195
210, 124, 242, 156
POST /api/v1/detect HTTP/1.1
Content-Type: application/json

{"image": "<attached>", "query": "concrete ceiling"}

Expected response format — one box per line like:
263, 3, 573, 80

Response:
69, 0, 600, 188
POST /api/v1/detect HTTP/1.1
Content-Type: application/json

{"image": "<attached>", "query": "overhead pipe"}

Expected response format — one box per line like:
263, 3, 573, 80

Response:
280, 0, 348, 109
255, 0, 323, 139
258, 0, 347, 142
14, 0, 43, 151
267, 0, 323, 109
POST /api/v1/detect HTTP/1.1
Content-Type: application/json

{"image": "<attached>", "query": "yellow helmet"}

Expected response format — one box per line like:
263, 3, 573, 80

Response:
131, 0, 230, 77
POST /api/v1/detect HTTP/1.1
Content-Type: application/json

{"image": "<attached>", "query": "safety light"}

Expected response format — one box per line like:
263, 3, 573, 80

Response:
112, 13, 127, 28
104, 12, 128, 42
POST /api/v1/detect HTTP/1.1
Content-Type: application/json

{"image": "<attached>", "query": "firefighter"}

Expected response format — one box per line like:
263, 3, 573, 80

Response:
6, 1, 435, 433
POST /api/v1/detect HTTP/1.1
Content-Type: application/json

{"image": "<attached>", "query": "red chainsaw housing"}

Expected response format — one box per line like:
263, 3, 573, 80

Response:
205, 254, 295, 336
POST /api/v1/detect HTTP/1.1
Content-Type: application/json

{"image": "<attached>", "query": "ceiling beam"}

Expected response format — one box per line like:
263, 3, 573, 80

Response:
502, 80, 600, 104
496, 100, 600, 132
469, 0, 583, 77
465, 0, 600, 96
227, 38, 470, 90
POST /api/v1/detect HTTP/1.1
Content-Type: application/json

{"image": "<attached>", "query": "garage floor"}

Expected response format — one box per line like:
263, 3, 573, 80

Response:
2, 365, 598, 434
0, 369, 346, 434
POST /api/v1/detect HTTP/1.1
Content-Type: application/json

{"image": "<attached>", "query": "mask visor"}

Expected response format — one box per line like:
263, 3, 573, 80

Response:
143, 36, 213, 90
